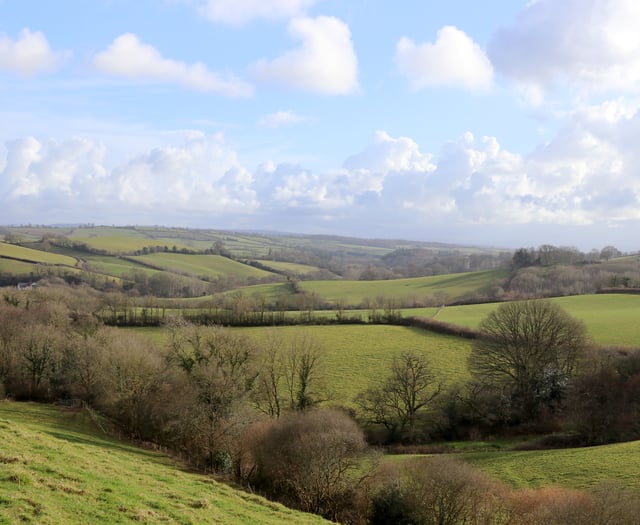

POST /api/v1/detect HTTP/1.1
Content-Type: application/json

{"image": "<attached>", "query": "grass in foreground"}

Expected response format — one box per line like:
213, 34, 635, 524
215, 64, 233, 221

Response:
0, 401, 329, 525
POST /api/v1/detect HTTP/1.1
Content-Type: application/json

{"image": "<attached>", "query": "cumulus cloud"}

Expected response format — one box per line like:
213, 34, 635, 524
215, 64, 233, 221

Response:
114, 133, 257, 213
93, 33, 253, 97
0, 137, 107, 200
257, 110, 308, 128
489, 0, 640, 95
0, 28, 67, 76
0, 133, 257, 224
3, 112, 640, 243
196, 0, 318, 24
251, 16, 358, 95
395, 26, 493, 91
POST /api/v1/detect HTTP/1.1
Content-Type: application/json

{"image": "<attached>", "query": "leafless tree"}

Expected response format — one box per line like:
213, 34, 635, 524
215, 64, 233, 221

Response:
469, 300, 588, 423
357, 351, 441, 442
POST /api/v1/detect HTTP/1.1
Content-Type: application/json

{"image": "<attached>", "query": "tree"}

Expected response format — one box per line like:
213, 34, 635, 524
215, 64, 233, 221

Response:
252, 331, 327, 416
357, 351, 441, 442
468, 300, 588, 423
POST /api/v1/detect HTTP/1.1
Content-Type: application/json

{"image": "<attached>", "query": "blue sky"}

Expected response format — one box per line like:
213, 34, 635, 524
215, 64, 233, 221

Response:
2, 0, 640, 251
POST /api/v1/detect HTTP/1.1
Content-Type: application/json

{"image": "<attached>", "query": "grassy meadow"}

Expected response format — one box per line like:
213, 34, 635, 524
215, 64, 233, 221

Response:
406, 294, 640, 347
0, 401, 329, 525
130, 253, 276, 280
231, 325, 470, 405
0, 242, 77, 267
299, 269, 508, 307
463, 440, 640, 490
254, 260, 326, 276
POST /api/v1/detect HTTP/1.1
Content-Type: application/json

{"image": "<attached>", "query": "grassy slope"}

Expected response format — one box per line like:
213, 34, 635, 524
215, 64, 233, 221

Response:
0, 259, 38, 275
0, 401, 328, 525
131, 325, 471, 406
130, 253, 276, 280
0, 242, 77, 267
298, 269, 507, 306
254, 260, 325, 276
408, 294, 640, 347
463, 440, 640, 489
83, 255, 160, 278
238, 325, 471, 405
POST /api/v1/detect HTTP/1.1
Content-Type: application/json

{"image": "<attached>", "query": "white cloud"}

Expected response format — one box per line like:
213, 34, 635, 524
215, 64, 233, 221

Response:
0, 133, 257, 224
395, 26, 493, 91
0, 28, 67, 76
344, 131, 435, 174
0, 137, 107, 200
251, 16, 358, 95
93, 33, 253, 97
114, 133, 257, 213
489, 0, 640, 95
257, 110, 308, 128
196, 0, 318, 24
4, 112, 640, 245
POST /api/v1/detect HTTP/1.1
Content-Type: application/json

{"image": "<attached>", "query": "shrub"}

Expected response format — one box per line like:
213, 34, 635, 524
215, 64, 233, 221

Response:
250, 408, 367, 520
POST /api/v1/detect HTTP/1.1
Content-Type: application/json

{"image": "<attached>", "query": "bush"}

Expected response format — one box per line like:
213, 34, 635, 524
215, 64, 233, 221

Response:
370, 456, 504, 525
250, 408, 367, 520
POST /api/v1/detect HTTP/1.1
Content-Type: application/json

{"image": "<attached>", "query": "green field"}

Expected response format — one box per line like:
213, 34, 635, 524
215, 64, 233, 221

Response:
0, 401, 329, 525
406, 294, 640, 347
298, 269, 507, 307
0, 242, 77, 267
70, 236, 193, 254
130, 253, 277, 280
238, 325, 472, 405
83, 255, 159, 279
0, 259, 38, 275
130, 324, 471, 406
463, 439, 640, 489
254, 260, 325, 276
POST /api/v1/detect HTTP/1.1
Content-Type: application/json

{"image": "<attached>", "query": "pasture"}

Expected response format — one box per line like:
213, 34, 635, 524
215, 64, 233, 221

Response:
0, 401, 329, 525
130, 253, 277, 280
0, 242, 77, 267
83, 255, 159, 278
408, 294, 640, 347
254, 260, 327, 276
463, 439, 640, 490
238, 325, 472, 405
298, 269, 507, 307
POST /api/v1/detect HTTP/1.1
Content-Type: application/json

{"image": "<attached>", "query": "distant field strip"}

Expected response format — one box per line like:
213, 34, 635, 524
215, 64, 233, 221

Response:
0, 242, 77, 266
254, 260, 324, 275
83, 255, 160, 278
70, 236, 193, 254
130, 253, 277, 280
299, 269, 508, 306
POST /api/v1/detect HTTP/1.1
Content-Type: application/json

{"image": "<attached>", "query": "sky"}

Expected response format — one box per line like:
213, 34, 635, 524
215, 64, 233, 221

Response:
2, 0, 640, 251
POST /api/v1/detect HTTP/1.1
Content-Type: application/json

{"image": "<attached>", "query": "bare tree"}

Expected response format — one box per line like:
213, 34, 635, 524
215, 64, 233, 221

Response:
469, 300, 588, 423
357, 351, 441, 442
